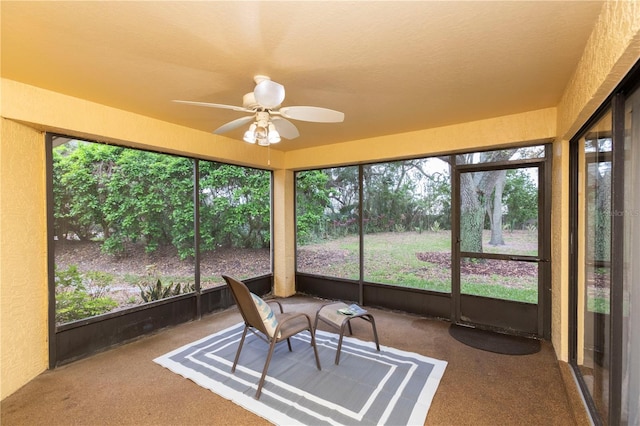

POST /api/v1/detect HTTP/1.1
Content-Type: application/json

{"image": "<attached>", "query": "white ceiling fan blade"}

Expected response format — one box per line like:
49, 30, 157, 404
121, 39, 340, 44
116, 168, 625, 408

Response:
253, 80, 285, 109
173, 100, 252, 113
213, 116, 255, 134
271, 117, 300, 139
278, 106, 344, 123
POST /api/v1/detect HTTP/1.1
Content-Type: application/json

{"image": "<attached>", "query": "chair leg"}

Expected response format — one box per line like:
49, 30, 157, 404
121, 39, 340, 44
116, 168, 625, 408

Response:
256, 338, 278, 399
310, 329, 322, 370
335, 322, 348, 365
367, 314, 381, 351
231, 325, 248, 373
286, 338, 292, 352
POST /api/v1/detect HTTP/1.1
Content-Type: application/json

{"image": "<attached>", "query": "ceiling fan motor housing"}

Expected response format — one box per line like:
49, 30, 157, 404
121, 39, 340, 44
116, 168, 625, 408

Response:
242, 92, 260, 110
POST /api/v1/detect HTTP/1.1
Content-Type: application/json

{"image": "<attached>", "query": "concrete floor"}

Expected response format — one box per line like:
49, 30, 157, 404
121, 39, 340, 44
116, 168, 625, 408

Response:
1, 295, 584, 425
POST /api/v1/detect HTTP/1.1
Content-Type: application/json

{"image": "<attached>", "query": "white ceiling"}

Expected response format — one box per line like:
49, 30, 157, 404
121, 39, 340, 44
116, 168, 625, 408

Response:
1, 1, 604, 151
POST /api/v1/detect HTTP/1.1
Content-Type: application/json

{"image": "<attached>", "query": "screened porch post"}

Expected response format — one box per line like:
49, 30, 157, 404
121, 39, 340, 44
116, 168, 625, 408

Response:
272, 168, 296, 297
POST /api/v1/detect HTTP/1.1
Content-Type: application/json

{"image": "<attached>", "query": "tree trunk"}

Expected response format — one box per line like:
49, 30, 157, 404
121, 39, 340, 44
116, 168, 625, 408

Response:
488, 170, 506, 245
457, 150, 517, 253
460, 173, 484, 253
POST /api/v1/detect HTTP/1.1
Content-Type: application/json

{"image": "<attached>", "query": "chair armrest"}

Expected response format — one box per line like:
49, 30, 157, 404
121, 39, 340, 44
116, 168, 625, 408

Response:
274, 312, 314, 340
266, 299, 285, 313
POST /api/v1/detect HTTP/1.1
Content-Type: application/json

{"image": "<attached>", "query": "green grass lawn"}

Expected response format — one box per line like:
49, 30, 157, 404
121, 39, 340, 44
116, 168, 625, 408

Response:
298, 230, 539, 303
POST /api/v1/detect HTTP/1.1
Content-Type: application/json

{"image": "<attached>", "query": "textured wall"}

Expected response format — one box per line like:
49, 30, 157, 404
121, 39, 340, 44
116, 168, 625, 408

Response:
0, 119, 49, 399
551, 139, 571, 361
272, 169, 295, 297
551, 0, 640, 362
285, 108, 557, 170
557, 0, 640, 140
0, 79, 282, 171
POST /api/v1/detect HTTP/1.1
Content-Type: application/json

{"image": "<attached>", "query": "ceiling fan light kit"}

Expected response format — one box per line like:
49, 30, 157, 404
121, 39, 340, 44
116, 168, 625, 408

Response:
173, 75, 344, 147
242, 112, 281, 145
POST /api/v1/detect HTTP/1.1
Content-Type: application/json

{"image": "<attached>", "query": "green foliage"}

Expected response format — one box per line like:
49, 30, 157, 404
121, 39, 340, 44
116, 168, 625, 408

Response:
199, 162, 271, 250
588, 165, 611, 261
102, 151, 195, 258
55, 265, 118, 324
138, 279, 195, 302
53, 143, 122, 241
296, 170, 332, 243
503, 169, 538, 231
588, 297, 610, 314
296, 160, 453, 244
53, 141, 271, 261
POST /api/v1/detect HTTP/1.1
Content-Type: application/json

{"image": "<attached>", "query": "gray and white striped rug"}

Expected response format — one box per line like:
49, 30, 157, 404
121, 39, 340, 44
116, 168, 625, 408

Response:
154, 323, 446, 425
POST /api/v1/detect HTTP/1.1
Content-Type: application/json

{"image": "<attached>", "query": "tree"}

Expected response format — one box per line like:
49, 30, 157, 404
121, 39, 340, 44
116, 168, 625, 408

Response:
53, 141, 271, 260
296, 170, 332, 243
457, 150, 517, 252
503, 168, 538, 231
102, 150, 194, 257
296, 160, 453, 242
53, 142, 122, 242
406, 159, 452, 231
488, 170, 507, 245
199, 162, 271, 250
363, 162, 417, 233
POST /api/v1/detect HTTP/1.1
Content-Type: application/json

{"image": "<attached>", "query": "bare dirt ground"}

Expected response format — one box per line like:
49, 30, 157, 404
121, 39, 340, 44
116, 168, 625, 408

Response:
54, 231, 542, 310
54, 240, 270, 278
55, 240, 354, 279
54, 240, 342, 306
55, 240, 271, 308
415, 252, 537, 277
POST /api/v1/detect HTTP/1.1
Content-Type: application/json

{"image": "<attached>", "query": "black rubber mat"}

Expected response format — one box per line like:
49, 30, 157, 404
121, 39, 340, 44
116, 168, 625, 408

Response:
449, 324, 541, 355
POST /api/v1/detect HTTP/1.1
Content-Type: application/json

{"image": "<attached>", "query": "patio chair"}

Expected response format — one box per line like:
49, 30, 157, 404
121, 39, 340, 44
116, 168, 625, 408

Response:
222, 275, 321, 399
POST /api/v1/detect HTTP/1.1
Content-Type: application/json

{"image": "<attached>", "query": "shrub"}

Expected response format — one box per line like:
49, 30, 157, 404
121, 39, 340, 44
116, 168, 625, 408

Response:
138, 279, 195, 302
55, 265, 118, 324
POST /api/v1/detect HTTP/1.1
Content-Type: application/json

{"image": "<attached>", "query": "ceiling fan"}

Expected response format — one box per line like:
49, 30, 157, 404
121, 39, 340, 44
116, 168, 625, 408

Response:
173, 75, 345, 146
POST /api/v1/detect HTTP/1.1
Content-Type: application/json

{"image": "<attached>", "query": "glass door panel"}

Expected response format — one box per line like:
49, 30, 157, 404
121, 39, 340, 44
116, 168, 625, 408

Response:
459, 167, 540, 304
622, 85, 640, 426
460, 258, 538, 303
577, 110, 612, 423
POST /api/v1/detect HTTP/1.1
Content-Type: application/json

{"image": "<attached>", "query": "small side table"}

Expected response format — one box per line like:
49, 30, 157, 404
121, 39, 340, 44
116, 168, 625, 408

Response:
314, 302, 380, 364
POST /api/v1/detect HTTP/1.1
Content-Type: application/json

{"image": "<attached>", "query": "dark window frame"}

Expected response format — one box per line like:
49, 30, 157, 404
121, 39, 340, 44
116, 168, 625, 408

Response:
46, 133, 274, 366
294, 144, 551, 339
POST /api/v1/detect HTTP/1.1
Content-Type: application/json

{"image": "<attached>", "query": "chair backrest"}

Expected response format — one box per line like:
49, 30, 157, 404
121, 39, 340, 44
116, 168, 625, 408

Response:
222, 275, 270, 336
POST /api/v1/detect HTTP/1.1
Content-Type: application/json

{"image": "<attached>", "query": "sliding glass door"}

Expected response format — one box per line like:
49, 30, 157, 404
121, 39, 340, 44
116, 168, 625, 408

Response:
621, 86, 640, 426
574, 110, 613, 421
571, 75, 640, 425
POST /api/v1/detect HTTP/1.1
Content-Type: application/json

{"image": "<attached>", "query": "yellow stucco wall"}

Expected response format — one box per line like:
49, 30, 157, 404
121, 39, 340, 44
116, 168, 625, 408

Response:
550, 0, 640, 362
1, 79, 284, 171
551, 139, 570, 361
272, 169, 296, 297
1, 119, 49, 400
557, 0, 640, 141
284, 108, 556, 170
